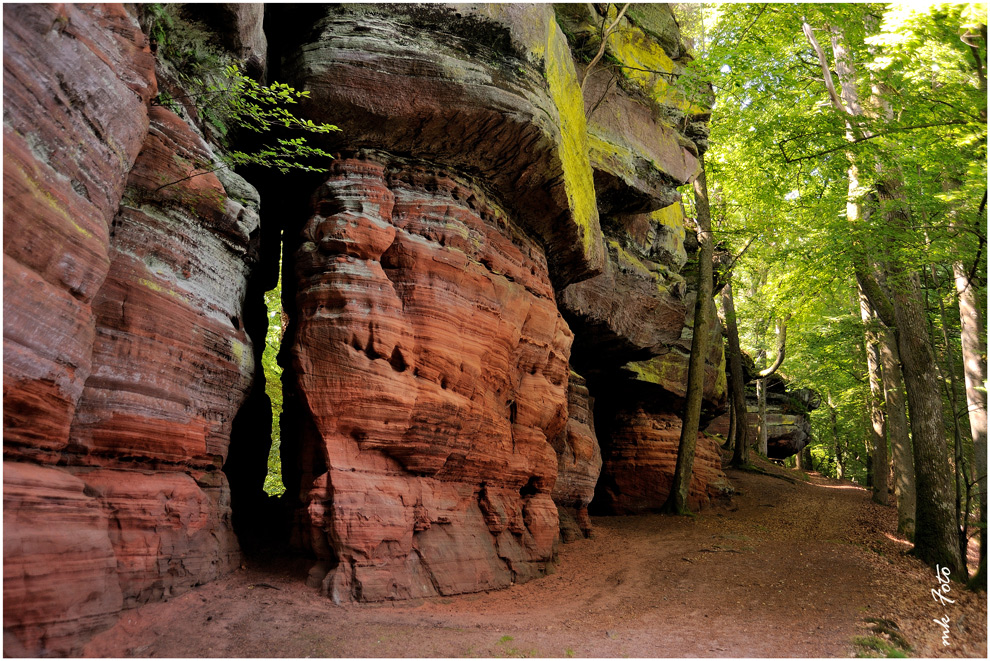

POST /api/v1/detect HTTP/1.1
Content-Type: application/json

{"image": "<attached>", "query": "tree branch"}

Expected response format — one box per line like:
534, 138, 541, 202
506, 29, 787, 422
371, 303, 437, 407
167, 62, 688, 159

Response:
854, 268, 896, 329
801, 21, 847, 116
722, 236, 756, 275
581, 3, 631, 91
735, 4, 768, 46
758, 316, 790, 378
779, 120, 972, 164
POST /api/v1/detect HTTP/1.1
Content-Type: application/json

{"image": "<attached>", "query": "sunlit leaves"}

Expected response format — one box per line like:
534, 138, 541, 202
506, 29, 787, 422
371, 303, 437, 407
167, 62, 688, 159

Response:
701, 2, 986, 479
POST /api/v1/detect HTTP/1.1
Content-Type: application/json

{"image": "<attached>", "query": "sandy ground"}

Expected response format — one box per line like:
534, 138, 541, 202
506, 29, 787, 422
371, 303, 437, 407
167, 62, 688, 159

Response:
83, 464, 987, 658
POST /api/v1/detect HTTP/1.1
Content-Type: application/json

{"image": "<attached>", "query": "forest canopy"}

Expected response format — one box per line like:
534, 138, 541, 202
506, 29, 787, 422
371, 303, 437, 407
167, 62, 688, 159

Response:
675, 2, 986, 584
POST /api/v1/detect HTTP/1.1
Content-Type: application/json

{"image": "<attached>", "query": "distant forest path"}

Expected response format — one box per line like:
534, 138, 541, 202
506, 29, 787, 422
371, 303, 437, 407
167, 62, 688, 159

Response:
84, 463, 987, 658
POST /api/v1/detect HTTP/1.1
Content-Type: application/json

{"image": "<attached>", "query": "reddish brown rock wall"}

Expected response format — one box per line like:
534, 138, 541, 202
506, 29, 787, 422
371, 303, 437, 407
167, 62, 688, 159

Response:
551, 372, 602, 541
4, 2, 724, 649
595, 410, 731, 514
4, 6, 256, 654
291, 157, 571, 601
2, 463, 123, 656
3, 3, 155, 459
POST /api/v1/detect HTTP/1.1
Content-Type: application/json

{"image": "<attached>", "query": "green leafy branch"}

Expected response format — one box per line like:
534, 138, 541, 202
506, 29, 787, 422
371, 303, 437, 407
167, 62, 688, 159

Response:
142, 4, 340, 191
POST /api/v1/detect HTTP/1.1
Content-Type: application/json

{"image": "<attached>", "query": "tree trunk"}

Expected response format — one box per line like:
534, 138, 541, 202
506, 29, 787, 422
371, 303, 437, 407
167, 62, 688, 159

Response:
889, 267, 964, 577
803, 444, 815, 473
879, 326, 916, 539
724, 375, 736, 451
930, 264, 972, 577
955, 255, 988, 588
662, 156, 714, 515
805, 18, 965, 580
756, 378, 768, 456
859, 283, 889, 505
721, 278, 749, 467
755, 317, 788, 458
828, 397, 843, 479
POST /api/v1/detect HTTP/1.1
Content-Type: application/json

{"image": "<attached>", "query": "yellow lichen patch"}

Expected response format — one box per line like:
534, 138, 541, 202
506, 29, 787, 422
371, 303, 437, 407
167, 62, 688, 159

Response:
651, 203, 687, 266
652, 201, 684, 229
230, 337, 254, 374
608, 239, 654, 279
544, 20, 602, 264
626, 353, 686, 388
586, 131, 640, 183
587, 132, 635, 165
137, 276, 185, 303
12, 159, 95, 239
601, 12, 704, 115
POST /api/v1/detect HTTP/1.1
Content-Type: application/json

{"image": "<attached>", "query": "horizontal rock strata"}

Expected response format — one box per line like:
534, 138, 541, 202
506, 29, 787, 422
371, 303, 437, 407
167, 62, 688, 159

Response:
4, 6, 256, 654
292, 158, 571, 602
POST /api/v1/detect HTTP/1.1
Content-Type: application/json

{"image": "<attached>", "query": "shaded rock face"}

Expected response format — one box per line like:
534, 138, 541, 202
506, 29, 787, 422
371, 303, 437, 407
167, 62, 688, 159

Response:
280, 3, 606, 289
548, 4, 728, 516
551, 372, 602, 541
277, 2, 724, 594
3, 3, 156, 461
710, 387, 821, 459
290, 157, 570, 602
595, 409, 731, 513
4, 5, 255, 655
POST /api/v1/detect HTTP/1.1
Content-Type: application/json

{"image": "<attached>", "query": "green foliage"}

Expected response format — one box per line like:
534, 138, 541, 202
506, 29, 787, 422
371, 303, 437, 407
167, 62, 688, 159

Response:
142, 3, 339, 181
262, 260, 286, 497
701, 3, 986, 484
853, 617, 912, 657
853, 635, 909, 657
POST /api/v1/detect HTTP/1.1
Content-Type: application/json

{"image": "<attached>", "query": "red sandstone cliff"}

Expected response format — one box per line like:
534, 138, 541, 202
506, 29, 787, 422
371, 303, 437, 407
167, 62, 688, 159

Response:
3, 3, 725, 653
4, 4, 258, 654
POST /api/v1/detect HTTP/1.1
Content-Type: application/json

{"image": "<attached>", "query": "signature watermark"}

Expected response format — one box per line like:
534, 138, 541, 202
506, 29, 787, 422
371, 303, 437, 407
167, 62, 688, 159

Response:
931, 564, 955, 647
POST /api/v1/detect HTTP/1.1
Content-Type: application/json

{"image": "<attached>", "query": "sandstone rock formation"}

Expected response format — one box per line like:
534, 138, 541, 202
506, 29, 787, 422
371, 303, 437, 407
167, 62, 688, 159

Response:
710, 384, 821, 459
4, 5, 255, 654
4, 2, 727, 652
551, 372, 602, 541
290, 157, 571, 601
276, 3, 726, 597
552, 4, 728, 515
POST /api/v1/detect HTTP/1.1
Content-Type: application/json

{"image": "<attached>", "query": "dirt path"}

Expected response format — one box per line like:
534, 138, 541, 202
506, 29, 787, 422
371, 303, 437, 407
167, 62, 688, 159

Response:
83, 465, 987, 658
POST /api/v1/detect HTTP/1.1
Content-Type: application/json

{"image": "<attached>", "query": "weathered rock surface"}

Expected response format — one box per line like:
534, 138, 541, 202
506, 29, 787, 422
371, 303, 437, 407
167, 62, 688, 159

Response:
282, 3, 606, 288
72, 468, 238, 608
3, 2, 155, 460
545, 4, 727, 516
591, 310, 730, 514
2, 463, 123, 657
595, 409, 731, 513
4, 6, 256, 655
710, 386, 821, 459
291, 157, 571, 602
4, 2, 725, 649
551, 372, 602, 541
69, 105, 257, 469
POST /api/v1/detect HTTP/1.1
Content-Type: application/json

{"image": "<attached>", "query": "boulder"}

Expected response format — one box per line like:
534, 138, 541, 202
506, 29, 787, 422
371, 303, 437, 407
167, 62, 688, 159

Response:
709, 388, 821, 459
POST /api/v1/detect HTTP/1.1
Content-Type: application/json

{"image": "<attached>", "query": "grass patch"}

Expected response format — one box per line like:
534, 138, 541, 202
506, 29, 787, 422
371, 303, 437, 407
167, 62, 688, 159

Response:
853, 618, 912, 657
493, 634, 542, 658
